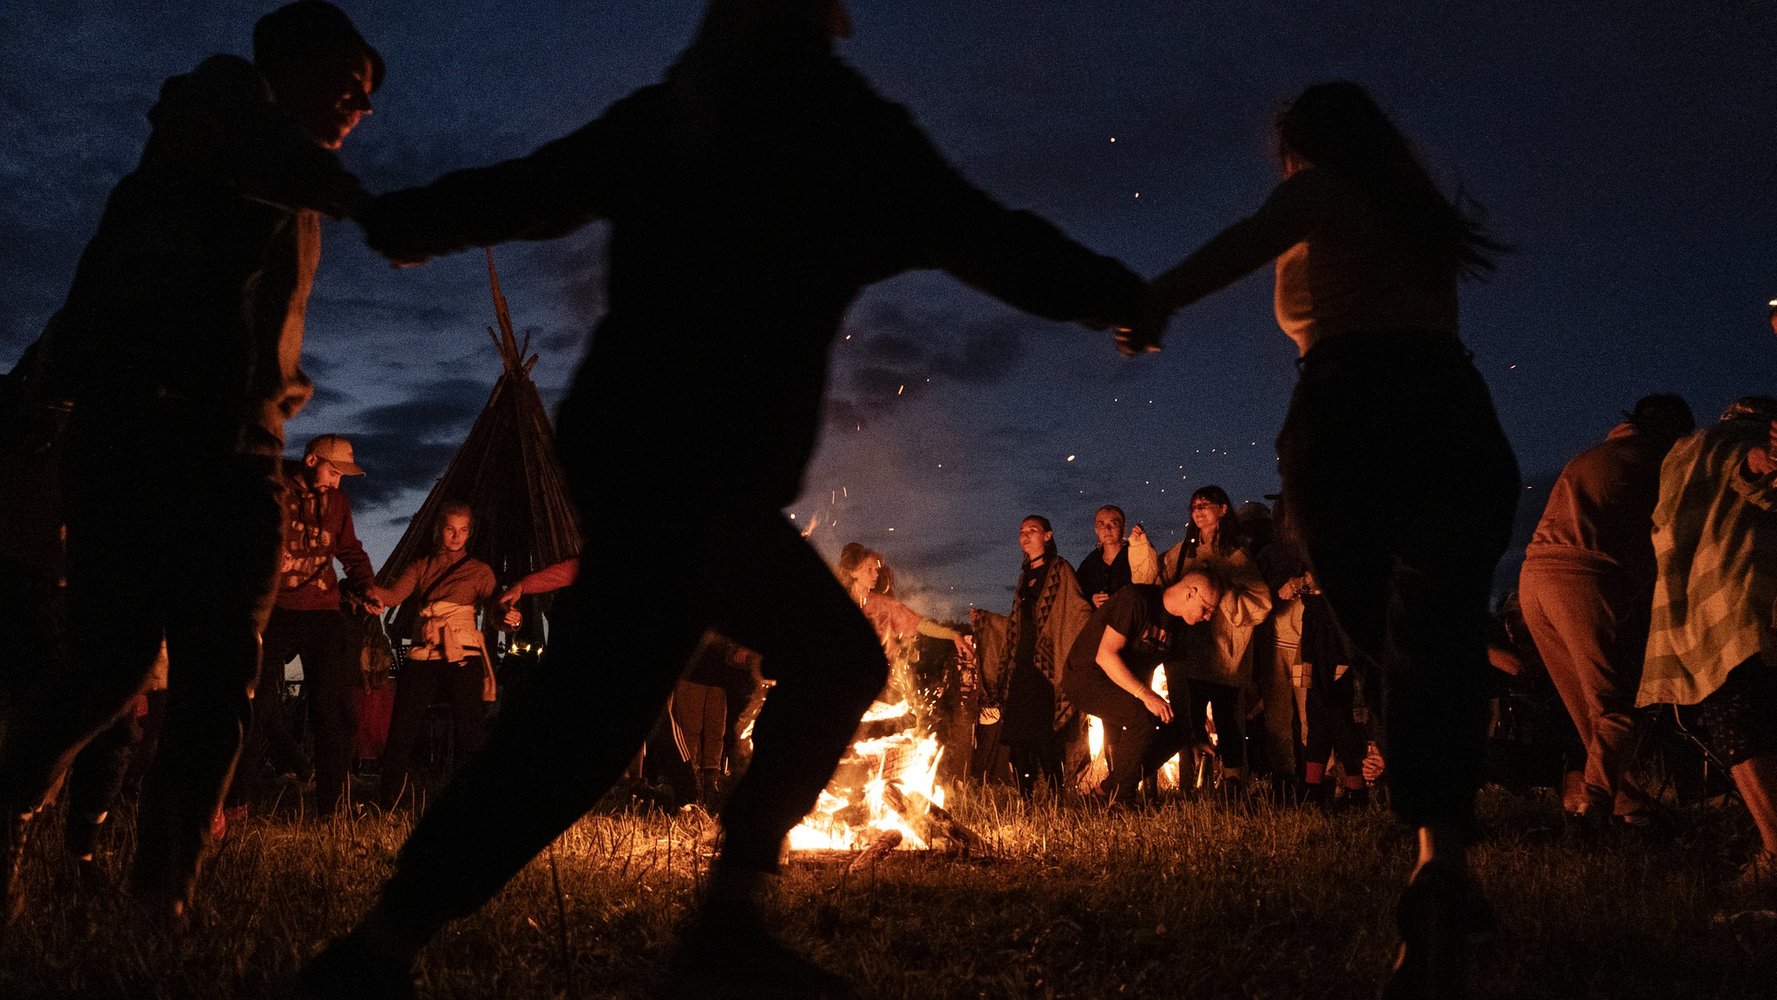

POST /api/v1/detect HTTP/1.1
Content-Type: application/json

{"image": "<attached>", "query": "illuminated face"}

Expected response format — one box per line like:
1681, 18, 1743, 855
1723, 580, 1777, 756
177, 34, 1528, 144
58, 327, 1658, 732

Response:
440, 512, 471, 553
276, 47, 374, 150
1164, 577, 1221, 625
1094, 508, 1125, 549
1190, 497, 1226, 535
1018, 519, 1051, 562
856, 558, 881, 593
306, 456, 343, 491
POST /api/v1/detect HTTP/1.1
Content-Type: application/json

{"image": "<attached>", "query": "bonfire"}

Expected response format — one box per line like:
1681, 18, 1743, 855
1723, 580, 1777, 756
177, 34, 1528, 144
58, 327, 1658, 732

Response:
787, 638, 976, 854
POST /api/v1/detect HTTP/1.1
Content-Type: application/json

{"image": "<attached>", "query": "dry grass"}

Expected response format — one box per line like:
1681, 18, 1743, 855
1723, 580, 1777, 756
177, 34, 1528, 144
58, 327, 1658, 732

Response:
2, 784, 1774, 999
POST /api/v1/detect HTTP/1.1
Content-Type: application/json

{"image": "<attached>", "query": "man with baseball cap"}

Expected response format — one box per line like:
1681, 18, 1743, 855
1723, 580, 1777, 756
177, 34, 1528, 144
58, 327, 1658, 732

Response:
227, 433, 378, 821
0, 1, 383, 925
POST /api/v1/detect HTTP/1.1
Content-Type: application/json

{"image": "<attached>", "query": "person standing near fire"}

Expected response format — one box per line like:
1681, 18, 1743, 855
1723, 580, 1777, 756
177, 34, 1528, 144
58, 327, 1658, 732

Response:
1076, 505, 1140, 609
366, 502, 500, 811
836, 542, 971, 666
227, 433, 379, 821
1158, 485, 1274, 794
296, 1, 1145, 995
0, 0, 383, 927
986, 516, 1094, 799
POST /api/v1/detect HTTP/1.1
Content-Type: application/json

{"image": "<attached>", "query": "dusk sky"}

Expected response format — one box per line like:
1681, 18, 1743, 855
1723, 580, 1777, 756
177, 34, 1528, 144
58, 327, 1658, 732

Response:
5, 1, 1775, 619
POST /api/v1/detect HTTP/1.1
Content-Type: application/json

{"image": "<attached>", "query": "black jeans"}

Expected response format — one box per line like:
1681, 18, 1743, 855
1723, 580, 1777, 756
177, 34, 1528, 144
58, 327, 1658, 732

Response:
377, 657, 487, 810
233, 607, 360, 815
1184, 680, 1246, 771
1063, 665, 1163, 800
1305, 669, 1369, 781
0, 403, 281, 901
374, 496, 888, 939
1277, 332, 1518, 834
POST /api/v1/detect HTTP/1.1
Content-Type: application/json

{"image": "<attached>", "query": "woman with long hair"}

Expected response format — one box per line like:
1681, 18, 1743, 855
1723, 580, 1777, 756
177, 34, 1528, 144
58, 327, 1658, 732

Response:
835, 542, 970, 685
986, 516, 1092, 798
1135, 82, 1519, 998
1158, 486, 1273, 793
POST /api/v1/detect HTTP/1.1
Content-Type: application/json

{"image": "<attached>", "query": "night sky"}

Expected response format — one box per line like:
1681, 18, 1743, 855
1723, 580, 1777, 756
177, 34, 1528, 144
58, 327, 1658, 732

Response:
5, 1, 1775, 619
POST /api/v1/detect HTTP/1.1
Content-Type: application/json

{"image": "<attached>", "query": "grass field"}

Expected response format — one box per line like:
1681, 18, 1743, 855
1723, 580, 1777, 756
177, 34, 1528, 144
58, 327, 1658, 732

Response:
2, 783, 1774, 999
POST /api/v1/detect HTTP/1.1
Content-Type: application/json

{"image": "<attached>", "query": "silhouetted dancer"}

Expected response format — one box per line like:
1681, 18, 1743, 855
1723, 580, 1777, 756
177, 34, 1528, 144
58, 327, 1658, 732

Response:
1132, 81, 1518, 999
0, 0, 381, 927
297, 1, 1143, 995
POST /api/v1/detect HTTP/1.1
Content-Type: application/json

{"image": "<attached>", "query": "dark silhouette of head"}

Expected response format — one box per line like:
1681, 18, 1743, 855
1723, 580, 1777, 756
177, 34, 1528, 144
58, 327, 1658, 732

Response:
253, 1, 382, 149
1275, 81, 1504, 281
1623, 393, 1694, 443
255, 1, 383, 85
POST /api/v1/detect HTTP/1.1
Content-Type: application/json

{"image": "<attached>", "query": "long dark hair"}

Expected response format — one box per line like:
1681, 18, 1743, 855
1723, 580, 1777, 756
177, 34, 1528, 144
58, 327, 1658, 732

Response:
1021, 514, 1059, 567
1183, 486, 1242, 558
1276, 81, 1506, 281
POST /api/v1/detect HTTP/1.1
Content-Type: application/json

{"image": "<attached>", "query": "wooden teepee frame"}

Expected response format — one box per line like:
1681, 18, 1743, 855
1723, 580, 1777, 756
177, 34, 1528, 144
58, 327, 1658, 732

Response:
376, 250, 581, 640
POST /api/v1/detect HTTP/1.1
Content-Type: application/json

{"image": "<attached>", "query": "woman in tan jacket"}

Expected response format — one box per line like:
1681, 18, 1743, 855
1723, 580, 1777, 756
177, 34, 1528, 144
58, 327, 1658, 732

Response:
1159, 486, 1272, 790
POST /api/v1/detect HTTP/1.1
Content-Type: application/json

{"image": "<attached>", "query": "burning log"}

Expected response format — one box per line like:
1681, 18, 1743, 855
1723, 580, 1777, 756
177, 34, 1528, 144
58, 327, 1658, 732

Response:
847, 828, 903, 871
882, 783, 978, 852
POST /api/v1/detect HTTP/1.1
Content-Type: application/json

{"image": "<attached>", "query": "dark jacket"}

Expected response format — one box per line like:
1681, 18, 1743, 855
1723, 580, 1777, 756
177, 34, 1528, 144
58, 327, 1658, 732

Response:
359, 38, 1143, 510
275, 459, 376, 612
1525, 422, 1676, 586
40, 54, 364, 456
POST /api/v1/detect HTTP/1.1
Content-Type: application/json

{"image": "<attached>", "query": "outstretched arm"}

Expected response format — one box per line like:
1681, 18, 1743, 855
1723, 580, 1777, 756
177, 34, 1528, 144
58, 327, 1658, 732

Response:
879, 103, 1147, 330
357, 87, 665, 263
1128, 168, 1331, 352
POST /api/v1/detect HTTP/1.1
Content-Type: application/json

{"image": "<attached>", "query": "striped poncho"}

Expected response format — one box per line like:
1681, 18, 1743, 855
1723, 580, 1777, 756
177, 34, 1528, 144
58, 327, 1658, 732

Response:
1638, 418, 1777, 707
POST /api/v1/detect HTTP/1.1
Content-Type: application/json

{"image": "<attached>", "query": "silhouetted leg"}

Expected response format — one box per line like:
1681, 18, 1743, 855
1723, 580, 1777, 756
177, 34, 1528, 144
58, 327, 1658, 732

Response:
305, 612, 360, 816
378, 662, 444, 810
229, 628, 295, 809
443, 659, 487, 771
371, 573, 702, 944
64, 708, 142, 861
1064, 669, 1158, 800
705, 512, 888, 871
260, 612, 313, 778
134, 449, 279, 910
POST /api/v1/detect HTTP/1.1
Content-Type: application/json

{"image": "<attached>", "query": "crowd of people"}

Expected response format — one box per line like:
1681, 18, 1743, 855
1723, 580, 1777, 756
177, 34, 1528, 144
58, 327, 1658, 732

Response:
0, 2, 1773, 999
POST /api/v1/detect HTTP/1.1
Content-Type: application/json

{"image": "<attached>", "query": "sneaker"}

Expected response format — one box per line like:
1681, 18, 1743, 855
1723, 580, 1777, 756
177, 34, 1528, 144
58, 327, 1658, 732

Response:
666, 905, 855, 999
289, 935, 417, 1000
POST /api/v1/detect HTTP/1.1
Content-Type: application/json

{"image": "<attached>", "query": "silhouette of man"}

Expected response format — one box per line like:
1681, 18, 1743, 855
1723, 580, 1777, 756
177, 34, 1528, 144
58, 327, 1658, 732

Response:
0, 0, 381, 926
299, 1, 1143, 994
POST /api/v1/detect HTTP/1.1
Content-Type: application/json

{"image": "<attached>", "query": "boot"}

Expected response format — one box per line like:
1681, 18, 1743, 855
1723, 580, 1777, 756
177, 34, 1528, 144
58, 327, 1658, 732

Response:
697, 768, 724, 808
